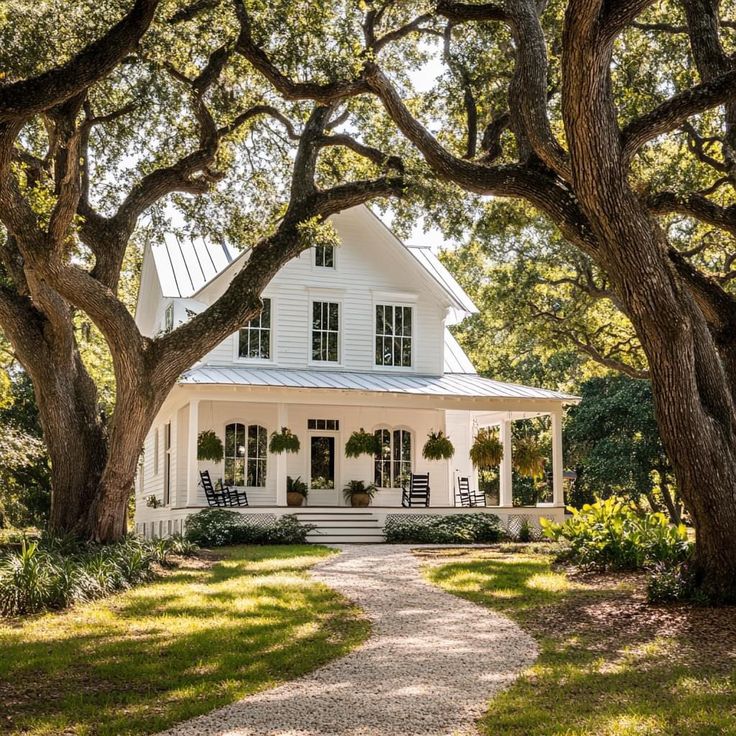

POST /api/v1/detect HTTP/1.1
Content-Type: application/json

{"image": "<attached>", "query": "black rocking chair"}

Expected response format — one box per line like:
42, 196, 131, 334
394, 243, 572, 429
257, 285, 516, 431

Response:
199, 470, 249, 507
455, 476, 473, 507
402, 472, 430, 507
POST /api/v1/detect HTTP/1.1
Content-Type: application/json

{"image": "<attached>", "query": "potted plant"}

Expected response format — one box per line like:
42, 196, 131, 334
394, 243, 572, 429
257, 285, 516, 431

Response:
344, 428, 381, 458
422, 430, 455, 460
269, 427, 301, 454
342, 480, 377, 507
286, 475, 308, 507
470, 428, 503, 468
197, 430, 224, 463
513, 435, 546, 479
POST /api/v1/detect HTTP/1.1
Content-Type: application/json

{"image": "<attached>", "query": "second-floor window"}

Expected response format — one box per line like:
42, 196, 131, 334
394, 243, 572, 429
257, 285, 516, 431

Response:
239, 299, 271, 359
375, 304, 412, 367
312, 301, 339, 362
315, 243, 335, 268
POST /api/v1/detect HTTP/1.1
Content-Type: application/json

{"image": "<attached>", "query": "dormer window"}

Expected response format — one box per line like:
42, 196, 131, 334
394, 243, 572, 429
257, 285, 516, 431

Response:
375, 304, 412, 367
239, 299, 271, 360
314, 243, 335, 268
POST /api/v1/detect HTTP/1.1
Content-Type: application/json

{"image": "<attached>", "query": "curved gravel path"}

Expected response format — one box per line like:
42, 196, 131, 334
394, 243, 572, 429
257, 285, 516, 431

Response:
158, 545, 537, 736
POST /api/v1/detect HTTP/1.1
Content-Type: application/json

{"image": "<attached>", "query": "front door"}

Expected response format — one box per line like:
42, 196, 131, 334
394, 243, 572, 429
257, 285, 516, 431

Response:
310, 435, 337, 504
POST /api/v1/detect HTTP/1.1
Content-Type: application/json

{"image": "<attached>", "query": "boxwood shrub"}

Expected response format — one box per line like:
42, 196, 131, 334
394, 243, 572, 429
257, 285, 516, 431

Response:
184, 509, 315, 547
384, 513, 503, 544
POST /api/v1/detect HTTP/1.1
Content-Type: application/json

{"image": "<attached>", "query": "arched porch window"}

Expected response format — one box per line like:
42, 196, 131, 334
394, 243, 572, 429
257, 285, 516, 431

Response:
224, 423, 267, 486
374, 428, 412, 488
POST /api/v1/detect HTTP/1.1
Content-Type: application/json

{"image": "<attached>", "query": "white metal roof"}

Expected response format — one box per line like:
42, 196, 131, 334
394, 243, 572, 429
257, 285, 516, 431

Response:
152, 234, 236, 298
406, 246, 479, 315
443, 330, 476, 374
179, 365, 577, 401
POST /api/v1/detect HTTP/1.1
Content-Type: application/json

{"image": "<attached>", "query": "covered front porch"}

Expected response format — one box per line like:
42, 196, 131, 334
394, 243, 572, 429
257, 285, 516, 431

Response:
135, 367, 577, 537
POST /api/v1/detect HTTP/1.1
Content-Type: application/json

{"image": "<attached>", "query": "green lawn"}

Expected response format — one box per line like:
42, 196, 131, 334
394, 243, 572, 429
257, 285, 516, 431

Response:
0, 545, 368, 736
422, 547, 736, 736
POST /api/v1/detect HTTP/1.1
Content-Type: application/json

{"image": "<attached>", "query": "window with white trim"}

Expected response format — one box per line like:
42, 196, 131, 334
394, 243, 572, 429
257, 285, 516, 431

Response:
238, 299, 271, 359
375, 304, 412, 367
163, 303, 174, 334
311, 301, 339, 362
314, 244, 335, 268
153, 429, 159, 475
224, 423, 267, 487
163, 422, 171, 505
374, 428, 412, 488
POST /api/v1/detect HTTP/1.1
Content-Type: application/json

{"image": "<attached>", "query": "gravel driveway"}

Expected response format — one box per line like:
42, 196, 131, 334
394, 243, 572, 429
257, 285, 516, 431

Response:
157, 545, 537, 736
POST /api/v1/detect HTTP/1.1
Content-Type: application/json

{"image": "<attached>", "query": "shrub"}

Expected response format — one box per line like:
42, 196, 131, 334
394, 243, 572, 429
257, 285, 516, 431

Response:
516, 518, 535, 542
540, 497, 692, 571
184, 509, 315, 547
0, 534, 198, 617
384, 513, 503, 544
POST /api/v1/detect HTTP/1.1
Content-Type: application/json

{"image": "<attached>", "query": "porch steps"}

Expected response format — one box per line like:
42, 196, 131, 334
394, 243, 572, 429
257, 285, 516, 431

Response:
294, 510, 385, 544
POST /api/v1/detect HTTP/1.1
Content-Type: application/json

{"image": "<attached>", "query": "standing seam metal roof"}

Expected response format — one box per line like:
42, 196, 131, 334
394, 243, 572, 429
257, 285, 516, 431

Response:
179, 365, 577, 401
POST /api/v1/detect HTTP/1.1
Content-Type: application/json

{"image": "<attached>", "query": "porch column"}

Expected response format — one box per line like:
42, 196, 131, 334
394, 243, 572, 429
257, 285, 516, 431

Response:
551, 409, 564, 507
186, 399, 199, 506
275, 403, 288, 507
499, 418, 513, 507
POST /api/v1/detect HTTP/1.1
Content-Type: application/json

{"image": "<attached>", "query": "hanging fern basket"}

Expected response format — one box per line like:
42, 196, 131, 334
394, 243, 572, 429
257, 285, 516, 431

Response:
197, 430, 224, 463
470, 428, 503, 468
422, 430, 455, 461
345, 428, 381, 458
513, 435, 546, 479
269, 427, 301, 454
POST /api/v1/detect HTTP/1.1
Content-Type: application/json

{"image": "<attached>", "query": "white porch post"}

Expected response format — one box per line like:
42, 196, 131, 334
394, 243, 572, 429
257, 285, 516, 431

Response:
499, 418, 513, 507
275, 403, 288, 507
551, 409, 565, 507
186, 399, 199, 506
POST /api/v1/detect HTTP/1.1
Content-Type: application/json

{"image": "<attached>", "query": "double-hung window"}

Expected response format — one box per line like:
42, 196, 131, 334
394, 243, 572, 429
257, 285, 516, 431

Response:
375, 304, 412, 367
314, 244, 335, 268
239, 299, 271, 359
312, 301, 339, 362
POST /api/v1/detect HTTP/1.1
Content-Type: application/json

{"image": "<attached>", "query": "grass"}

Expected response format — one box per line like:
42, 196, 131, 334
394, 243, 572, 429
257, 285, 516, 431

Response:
0, 545, 368, 736
421, 547, 736, 736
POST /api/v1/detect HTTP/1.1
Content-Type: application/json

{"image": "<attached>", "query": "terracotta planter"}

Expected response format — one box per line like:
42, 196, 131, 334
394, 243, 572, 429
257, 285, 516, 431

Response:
287, 492, 305, 507
350, 493, 371, 507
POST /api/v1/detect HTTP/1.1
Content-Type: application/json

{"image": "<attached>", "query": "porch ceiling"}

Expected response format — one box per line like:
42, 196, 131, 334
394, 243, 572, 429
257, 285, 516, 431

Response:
179, 366, 578, 403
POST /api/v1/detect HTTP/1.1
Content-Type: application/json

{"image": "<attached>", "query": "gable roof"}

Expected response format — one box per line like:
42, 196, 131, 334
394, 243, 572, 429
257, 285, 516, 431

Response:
152, 233, 235, 298
443, 329, 476, 373
407, 246, 478, 314
146, 206, 477, 315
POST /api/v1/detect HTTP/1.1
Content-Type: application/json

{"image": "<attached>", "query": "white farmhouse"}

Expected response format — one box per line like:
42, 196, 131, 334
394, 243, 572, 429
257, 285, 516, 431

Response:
134, 205, 576, 541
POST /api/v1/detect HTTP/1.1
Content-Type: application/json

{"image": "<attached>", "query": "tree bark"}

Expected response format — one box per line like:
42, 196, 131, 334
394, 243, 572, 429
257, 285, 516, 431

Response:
561, 0, 736, 601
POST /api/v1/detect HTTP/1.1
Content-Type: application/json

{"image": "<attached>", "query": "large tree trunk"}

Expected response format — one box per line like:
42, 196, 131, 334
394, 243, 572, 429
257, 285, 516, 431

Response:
35, 355, 107, 534
562, 4, 736, 601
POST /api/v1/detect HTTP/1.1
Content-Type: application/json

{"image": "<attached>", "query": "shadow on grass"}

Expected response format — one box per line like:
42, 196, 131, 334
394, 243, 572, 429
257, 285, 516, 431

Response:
0, 545, 368, 736
425, 551, 736, 736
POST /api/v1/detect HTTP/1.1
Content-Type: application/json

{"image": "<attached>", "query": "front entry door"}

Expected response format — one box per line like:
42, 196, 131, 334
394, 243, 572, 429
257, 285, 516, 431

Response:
310, 435, 337, 504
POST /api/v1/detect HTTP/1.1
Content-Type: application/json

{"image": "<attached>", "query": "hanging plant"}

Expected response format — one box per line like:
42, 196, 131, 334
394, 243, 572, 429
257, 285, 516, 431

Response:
513, 435, 546, 479
422, 430, 455, 461
470, 428, 504, 468
197, 430, 224, 463
345, 428, 381, 458
269, 427, 301, 454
